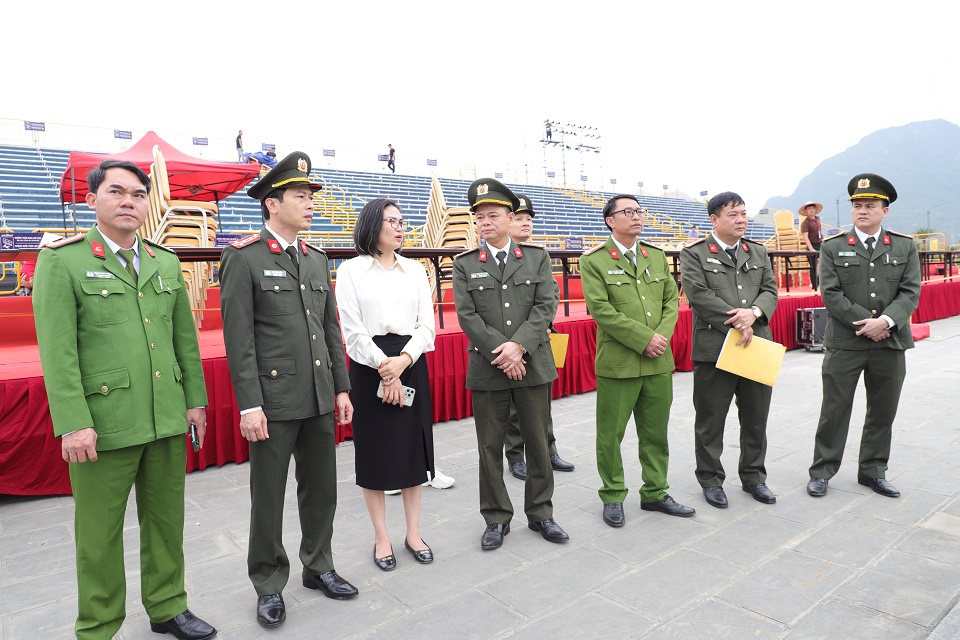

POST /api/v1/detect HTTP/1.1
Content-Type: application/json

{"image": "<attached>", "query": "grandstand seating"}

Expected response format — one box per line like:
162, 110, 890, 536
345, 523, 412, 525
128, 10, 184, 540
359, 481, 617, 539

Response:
0, 143, 776, 246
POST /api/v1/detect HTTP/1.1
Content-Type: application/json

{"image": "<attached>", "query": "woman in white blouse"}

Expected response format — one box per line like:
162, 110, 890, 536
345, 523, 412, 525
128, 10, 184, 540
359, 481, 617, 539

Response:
335, 198, 437, 571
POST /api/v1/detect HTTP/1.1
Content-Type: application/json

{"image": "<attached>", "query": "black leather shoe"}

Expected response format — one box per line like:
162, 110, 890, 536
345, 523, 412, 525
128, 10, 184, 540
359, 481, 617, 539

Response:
859, 477, 901, 497
528, 518, 570, 543
302, 569, 358, 599
550, 454, 576, 472
373, 544, 396, 571
509, 461, 527, 480
404, 538, 433, 564
150, 610, 216, 639
703, 486, 728, 509
602, 502, 625, 528
256, 594, 285, 628
807, 477, 828, 497
642, 495, 696, 517
743, 483, 777, 504
481, 523, 510, 550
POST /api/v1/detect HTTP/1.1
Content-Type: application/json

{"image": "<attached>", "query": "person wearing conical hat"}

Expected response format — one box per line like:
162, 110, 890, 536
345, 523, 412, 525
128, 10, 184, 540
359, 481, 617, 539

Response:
452, 178, 570, 551
220, 151, 358, 628
799, 201, 824, 290
807, 173, 920, 499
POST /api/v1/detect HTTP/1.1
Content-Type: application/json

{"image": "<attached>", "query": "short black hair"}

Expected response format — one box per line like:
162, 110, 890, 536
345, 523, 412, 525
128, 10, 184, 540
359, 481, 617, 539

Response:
707, 192, 744, 217
602, 193, 640, 230
87, 160, 150, 195
354, 198, 401, 256
260, 187, 288, 220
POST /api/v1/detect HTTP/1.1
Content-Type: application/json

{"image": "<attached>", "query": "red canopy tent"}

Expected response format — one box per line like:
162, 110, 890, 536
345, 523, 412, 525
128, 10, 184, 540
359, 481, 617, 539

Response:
59, 131, 260, 204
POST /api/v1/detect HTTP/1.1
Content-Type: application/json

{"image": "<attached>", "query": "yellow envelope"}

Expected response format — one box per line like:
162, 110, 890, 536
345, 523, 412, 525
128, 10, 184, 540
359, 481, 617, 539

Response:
549, 333, 569, 368
716, 329, 786, 387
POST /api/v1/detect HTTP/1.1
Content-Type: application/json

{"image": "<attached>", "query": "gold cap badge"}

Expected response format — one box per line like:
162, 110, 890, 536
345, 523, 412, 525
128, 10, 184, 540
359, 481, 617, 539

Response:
858, 178, 870, 188
477, 184, 489, 196
297, 158, 308, 173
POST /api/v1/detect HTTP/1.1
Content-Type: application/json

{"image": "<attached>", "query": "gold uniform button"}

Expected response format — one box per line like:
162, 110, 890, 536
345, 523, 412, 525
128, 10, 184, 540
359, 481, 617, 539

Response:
101, 289, 108, 296
270, 370, 278, 377
306, 309, 311, 315
155, 371, 162, 378
502, 284, 508, 290
707, 324, 713, 330
315, 359, 321, 366
479, 286, 484, 291
616, 281, 622, 286
525, 280, 531, 285
738, 285, 743, 289
641, 296, 646, 301
870, 277, 876, 282
870, 262, 875, 268
312, 334, 317, 341
893, 259, 898, 264
144, 318, 151, 324
871, 292, 876, 297
655, 277, 660, 282
872, 309, 877, 314
504, 302, 510, 308
637, 280, 642, 284
101, 385, 108, 393
844, 262, 849, 267
274, 285, 280, 291
150, 343, 157, 350
138, 292, 144, 298
646, 312, 652, 316
713, 268, 718, 273
741, 299, 747, 304
506, 320, 513, 326
301, 284, 306, 290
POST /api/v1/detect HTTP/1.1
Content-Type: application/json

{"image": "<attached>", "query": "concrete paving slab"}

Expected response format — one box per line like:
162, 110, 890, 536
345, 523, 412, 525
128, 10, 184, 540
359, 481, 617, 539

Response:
643, 598, 785, 639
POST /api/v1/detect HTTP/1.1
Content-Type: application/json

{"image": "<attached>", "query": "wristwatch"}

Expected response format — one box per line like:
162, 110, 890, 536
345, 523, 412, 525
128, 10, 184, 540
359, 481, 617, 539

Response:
751, 306, 762, 319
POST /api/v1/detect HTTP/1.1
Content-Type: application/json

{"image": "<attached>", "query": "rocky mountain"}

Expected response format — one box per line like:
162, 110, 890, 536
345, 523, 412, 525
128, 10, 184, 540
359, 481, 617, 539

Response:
764, 119, 960, 241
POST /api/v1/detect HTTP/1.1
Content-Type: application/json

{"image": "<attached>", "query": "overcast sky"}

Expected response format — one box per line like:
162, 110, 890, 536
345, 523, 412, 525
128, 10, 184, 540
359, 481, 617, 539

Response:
3, 1, 956, 212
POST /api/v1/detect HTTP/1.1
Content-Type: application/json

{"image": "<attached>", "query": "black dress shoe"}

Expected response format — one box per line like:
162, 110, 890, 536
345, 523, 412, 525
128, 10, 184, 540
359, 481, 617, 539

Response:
509, 461, 527, 480
150, 610, 216, 639
859, 477, 901, 497
528, 518, 570, 543
373, 544, 396, 571
256, 594, 285, 628
550, 454, 576, 472
743, 483, 777, 504
642, 495, 695, 517
703, 486, 728, 508
404, 538, 434, 564
807, 477, 828, 497
481, 523, 510, 550
602, 502, 625, 528
302, 569, 358, 599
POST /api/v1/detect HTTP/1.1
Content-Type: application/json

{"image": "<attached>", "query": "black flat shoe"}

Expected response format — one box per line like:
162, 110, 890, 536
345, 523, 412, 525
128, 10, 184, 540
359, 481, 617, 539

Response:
642, 495, 696, 517
807, 477, 828, 497
302, 569, 358, 599
509, 461, 527, 480
703, 486, 728, 508
859, 477, 900, 497
528, 518, 570, 543
256, 594, 285, 628
149, 609, 217, 639
481, 523, 510, 550
404, 538, 434, 564
602, 502, 625, 528
550, 454, 575, 472
742, 483, 777, 504
373, 544, 396, 571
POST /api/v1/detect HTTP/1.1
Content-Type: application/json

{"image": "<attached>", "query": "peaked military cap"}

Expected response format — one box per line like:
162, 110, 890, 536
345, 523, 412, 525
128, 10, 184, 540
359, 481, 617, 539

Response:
247, 151, 323, 200
515, 193, 536, 217
468, 177, 520, 212
848, 173, 897, 204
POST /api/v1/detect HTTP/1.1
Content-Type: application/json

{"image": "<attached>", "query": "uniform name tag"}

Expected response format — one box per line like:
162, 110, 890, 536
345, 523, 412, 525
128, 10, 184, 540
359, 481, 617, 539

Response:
263, 270, 287, 277
470, 272, 491, 279
838, 251, 856, 257
607, 269, 625, 275
706, 258, 722, 265
85, 271, 115, 279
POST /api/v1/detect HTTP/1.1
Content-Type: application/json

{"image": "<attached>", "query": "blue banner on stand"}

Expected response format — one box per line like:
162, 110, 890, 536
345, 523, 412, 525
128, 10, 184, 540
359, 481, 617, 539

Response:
114, 130, 132, 140
0, 232, 44, 250
565, 237, 583, 250
215, 233, 243, 248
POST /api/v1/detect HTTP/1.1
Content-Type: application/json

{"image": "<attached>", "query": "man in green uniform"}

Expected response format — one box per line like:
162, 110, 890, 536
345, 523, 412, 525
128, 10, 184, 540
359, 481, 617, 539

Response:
453, 178, 569, 550
220, 152, 357, 628
807, 173, 920, 498
681, 192, 779, 509
503, 193, 575, 480
581, 195, 694, 527
33, 160, 216, 640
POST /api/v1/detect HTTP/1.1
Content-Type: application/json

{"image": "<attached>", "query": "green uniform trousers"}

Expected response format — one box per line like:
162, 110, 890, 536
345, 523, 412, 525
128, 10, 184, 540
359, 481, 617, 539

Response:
69, 434, 187, 640
504, 401, 558, 463
693, 362, 770, 487
596, 372, 672, 504
810, 348, 906, 481
247, 412, 337, 595
473, 385, 554, 525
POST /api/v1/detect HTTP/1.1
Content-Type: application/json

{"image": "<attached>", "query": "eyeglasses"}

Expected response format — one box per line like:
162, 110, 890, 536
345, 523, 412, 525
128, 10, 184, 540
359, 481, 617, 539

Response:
611, 207, 646, 219
383, 217, 408, 231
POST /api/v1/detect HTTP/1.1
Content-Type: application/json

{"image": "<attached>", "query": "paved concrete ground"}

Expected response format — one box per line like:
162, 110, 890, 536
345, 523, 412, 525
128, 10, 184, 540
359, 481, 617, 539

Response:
3, 316, 960, 640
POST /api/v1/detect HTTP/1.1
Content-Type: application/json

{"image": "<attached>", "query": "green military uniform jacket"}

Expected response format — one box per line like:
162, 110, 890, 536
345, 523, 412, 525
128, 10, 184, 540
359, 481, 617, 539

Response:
33, 225, 207, 450
219, 228, 350, 420
580, 237, 678, 376
452, 240, 559, 390
680, 234, 778, 362
819, 228, 920, 350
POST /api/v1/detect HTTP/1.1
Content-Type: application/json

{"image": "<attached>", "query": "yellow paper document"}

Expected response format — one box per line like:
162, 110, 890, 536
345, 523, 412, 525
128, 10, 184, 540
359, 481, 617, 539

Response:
715, 329, 787, 387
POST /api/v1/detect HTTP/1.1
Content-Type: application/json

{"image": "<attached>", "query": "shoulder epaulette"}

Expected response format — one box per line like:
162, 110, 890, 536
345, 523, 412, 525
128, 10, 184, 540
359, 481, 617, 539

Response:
684, 237, 706, 247
639, 239, 663, 249
302, 241, 326, 253
45, 234, 84, 249
823, 231, 851, 242
742, 237, 764, 246
887, 230, 913, 239
143, 238, 175, 254
454, 247, 480, 260
230, 234, 260, 249
519, 242, 545, 250
582, 242, 606, 256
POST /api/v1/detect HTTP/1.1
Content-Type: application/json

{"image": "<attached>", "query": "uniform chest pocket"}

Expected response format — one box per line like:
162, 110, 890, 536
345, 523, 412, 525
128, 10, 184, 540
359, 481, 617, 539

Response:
259, 277, 295, 315
309, 277, 328, 317
603, 274, 636, 305
701, 264, 728, 290
741, 263, 763, 286
79, 279, 129, 325
641, 270, 667, 299
834, 258, 861, 283
81, 367, 135, 433
151, 275, 183, 318
466, 278, 496, 312
512, 274, 541, 306
883, 255, 908, 281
